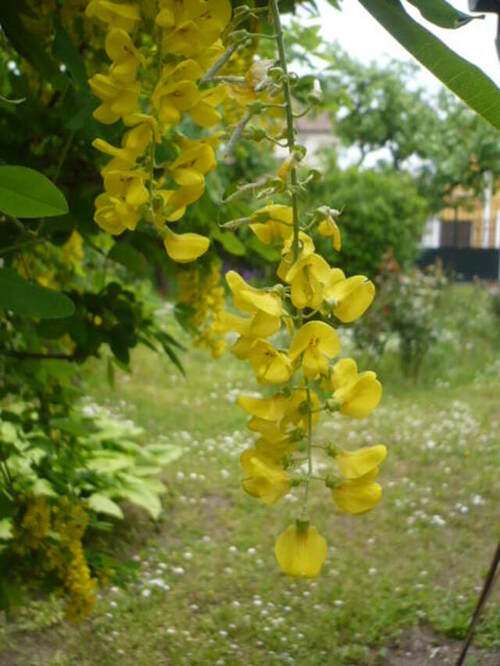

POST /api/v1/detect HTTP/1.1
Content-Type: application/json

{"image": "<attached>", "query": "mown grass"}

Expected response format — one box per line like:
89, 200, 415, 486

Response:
0, 285, 499, 665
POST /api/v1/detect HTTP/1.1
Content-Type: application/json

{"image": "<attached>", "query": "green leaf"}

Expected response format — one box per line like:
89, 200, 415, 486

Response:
31, 479, 57, 497
0, 519, 12, 540
406, 0, 479, 29
117, 485, 162, 520
143, 444, 183, 466
0, 268, 75, 319
357, 0, 500, 130
212, 227, 246, 256
247, 236, 281, 262
87, 493, 124, 520
0, 2, 68, 91
87, 453, 134, 474
108, 242, 147, 274
53, 22, 89, 90
0, 166, 69, 218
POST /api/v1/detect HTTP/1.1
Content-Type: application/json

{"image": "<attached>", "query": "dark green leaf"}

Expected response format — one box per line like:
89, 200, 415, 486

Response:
108, 242, 147, 274
163, 344, 185, 376
0, 2, 68, 91
247, 236, 281, 262
53, 22, 88, 90
406, 0, 479, 29
0, 166, 68, 218
212, 227, 246, 256
109, 326, 130, 365
0, 268, 75, 319
357, 0, 500, 130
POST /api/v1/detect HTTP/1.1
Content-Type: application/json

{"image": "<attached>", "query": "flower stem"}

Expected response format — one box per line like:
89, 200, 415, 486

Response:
269, 0, 300, 262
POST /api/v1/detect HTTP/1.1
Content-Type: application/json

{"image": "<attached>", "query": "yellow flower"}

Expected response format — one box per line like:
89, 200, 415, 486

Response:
190, 85, 227, 128
222, 311, 282, 340
89, 73, 140, 124
163, 228, 210, 262
103, 169, 149, 207
105, 29, 144, 83
274, 521, 328, 578
93, 123, 153, 164
226, 270, 284, 318
323, 270, 375, 323
247, 340, 293, 385
94, 193, 141, 234
326, 358, 382, 418
249, 204, 294, 245
277, 231, 315, 280
237, 393, 289, 422
289, 321, 340, 380
331, 469, 383, 515
159, 0, 231, 56
318, 214, 341, 251
169, 141, 216, 186
280, 252, 331, 310
240, 448, 290, 504
86, 0, 141, 32
335, 445, 387, 479
280, 388, 320, 433
254, 433, 296, 461
330, 445, 386, 514
152, 79, 201, 126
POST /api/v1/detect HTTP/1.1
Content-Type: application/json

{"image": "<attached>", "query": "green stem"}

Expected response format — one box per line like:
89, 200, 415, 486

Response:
303, 385, 313, 511
269, 0, 300, 262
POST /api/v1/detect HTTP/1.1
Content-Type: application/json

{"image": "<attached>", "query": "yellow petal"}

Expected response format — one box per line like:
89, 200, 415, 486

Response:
225, 271, 283, 317
289, 321, 340, 361
329, 358, 358, 390
318, 217, 341, 251
336, 372, 382, 418
274, 523, 328, 578
240, 449, 289, 504
190, 102, 222, 128
332, 480, 382, 514
237, 394, 288, 421
336, 445, 387, 480
163, 229, 209, 263
330, 276, 375, 323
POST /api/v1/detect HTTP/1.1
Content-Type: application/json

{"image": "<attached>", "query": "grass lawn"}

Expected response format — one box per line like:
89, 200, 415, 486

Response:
0, 294, 499, 665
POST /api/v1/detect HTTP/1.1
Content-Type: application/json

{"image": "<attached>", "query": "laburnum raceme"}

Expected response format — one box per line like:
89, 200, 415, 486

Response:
86, 0, 235, 262
218, 0, 387, 578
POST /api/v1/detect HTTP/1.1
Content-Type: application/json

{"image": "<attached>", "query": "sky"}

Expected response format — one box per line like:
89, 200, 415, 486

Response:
312, 0, 500, 89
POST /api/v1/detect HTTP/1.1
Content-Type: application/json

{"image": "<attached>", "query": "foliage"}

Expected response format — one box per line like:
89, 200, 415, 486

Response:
356, 0, 500, 130
307, 158, 429, 276
353, 254, 447, 380
321, 48, 500, 215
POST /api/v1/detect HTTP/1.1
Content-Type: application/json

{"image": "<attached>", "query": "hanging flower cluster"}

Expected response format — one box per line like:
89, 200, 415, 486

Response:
224, 209, 385, 576
13, 497, 98, 621
86, 0, 234, 262
176, 260, 227, 358
85, 0, 389, 579
217, 1, 387, 577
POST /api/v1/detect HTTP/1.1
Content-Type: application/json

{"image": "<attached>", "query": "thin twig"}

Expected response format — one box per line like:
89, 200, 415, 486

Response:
200, 42, 239, 85
456, 542, 500, 666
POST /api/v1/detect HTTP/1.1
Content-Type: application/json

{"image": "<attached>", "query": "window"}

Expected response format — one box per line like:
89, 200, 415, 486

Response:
440, 220, 472, 248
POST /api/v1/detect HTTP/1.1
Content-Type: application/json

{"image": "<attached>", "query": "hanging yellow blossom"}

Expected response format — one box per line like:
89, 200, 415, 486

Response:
274, 521, 328, 578
289, 321, 340, 380
240, 449, 290, 504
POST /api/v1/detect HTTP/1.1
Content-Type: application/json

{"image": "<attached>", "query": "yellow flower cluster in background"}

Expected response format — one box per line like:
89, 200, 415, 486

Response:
86, 0, 233, 262
13, 497, 98, 622
177, 261, 227, 358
